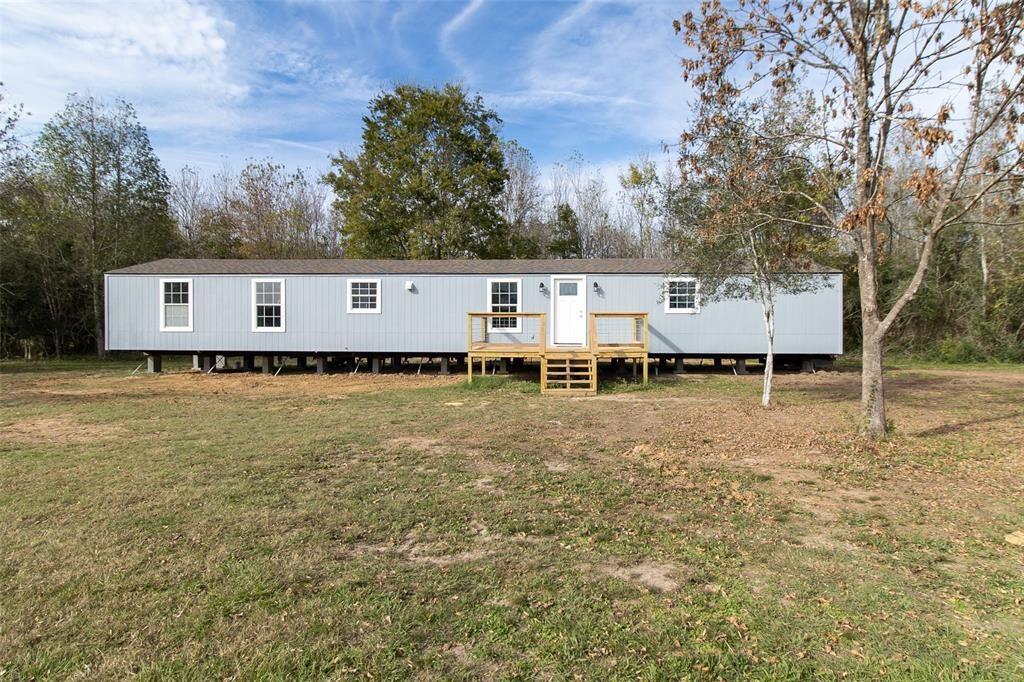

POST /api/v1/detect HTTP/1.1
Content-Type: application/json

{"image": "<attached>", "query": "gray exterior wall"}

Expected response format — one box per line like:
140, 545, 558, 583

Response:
104, 272, 843, 355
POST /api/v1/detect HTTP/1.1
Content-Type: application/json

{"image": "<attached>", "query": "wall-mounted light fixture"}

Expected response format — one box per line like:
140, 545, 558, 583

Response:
405, 280, 415, 291
592, 281, 601, 292
539, 282, 547, 293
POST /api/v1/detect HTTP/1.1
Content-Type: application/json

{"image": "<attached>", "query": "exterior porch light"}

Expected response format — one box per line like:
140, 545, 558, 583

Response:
593, 281, 600, 292
539, 282, 547, 293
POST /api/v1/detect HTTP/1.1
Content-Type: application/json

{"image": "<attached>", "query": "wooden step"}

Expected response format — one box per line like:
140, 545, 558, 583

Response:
542, 353, 597, 396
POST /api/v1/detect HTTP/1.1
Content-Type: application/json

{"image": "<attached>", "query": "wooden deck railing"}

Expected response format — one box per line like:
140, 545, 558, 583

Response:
588, 312, 648, 353
467, 311, 648, 355
467, 312, 546, 354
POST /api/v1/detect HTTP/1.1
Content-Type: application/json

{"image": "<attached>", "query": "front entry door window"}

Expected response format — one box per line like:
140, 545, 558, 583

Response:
553, 277, 586, 345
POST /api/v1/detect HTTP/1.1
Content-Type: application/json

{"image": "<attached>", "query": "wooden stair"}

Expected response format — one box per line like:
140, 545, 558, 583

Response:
541, 352, 597, 396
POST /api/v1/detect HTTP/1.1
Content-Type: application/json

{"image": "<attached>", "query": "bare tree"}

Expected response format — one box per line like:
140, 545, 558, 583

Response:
168, 162, 340, 259
549, 154, 640, 257
499, 140, 544, 256
677, 0, 1024, 437
169, 166, 206, 254
619, 154, 661, 257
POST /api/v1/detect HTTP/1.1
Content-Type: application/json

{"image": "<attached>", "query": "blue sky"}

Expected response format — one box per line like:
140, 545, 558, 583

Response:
1, 0, 694, 184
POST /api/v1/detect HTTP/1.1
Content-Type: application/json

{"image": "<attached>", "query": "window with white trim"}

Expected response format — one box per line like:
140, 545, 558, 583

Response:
347, 278, 381, 314
487, 278, 521, 332
665, 277, 700, 313
160, 279, 192, 331
252, 279, 285, 331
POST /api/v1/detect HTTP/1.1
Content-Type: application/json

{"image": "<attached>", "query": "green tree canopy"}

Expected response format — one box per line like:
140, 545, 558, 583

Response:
326, 83, 510, 259
548, 203, 583, 259
32, 94, 178, 355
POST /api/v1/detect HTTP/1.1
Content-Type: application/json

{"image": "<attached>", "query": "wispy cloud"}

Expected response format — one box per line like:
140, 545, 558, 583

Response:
439, 0, 486, 81
265, 137, 332, 156
515, 1, 691, 142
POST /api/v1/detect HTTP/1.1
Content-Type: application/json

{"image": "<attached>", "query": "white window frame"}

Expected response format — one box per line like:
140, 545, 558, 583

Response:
486, 278, 522, 333
159, 278, 193, 332
346, 278, 382, 314
251, 278, 286, 332
664, 276, 700, 314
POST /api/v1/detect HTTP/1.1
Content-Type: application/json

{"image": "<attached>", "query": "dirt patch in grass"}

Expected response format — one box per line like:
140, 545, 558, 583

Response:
544, 459, 573, 473
0, 415, 124, 444
388, 434, 452, 455
583, 560, 693, 593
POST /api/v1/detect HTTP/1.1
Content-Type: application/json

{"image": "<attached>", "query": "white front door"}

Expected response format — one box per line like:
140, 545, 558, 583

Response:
552, 276, 587, 346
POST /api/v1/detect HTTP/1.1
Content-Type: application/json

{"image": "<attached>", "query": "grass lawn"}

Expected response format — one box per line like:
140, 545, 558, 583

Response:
1, 358, 1023, 679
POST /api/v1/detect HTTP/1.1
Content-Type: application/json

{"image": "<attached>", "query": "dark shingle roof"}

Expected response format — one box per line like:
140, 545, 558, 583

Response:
107, 258, 839, 276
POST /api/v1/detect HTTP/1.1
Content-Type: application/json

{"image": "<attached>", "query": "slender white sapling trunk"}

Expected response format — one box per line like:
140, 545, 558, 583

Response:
759, 289, 775, 408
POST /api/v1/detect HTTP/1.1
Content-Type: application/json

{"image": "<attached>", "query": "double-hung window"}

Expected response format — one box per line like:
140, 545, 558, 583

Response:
665, 277, 700, 313
160, 278, 192, 331
347, 278, 381, 314
252, 279, 285, 331
487, 278, 521, 332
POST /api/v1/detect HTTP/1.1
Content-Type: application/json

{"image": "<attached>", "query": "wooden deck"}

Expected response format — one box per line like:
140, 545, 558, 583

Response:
466, 312, 649, 395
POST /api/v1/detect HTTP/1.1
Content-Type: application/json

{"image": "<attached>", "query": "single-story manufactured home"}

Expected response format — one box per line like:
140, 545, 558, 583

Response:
105, 258, 842, 394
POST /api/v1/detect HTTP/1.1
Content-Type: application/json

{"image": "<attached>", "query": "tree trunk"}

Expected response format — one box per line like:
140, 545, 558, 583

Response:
92, 270, 105, 358
860, 322, 887, 438
979, 232, 989, 315
761, 299, 775, 408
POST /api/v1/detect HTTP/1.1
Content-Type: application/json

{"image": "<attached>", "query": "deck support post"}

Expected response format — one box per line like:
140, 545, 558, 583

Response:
296, 356, 307, 370
243, 355, 255, 372
440, 356, 450, 375
316, 356, 326, 375
674, 356, 686, 374
642, 357, 649, 385
632, 359, 638, 378
497, 358, 508, 374
146, 353, 162, 373
262, 355, 274, 374
371, 357, 381, 374
735, 358, 748, 375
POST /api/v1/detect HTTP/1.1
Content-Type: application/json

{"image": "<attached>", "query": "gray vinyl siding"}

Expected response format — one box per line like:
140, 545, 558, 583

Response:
105, 272, 843, 355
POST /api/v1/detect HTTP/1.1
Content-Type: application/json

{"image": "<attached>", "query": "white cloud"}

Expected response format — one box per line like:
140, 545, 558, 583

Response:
0, 0, 246, 132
